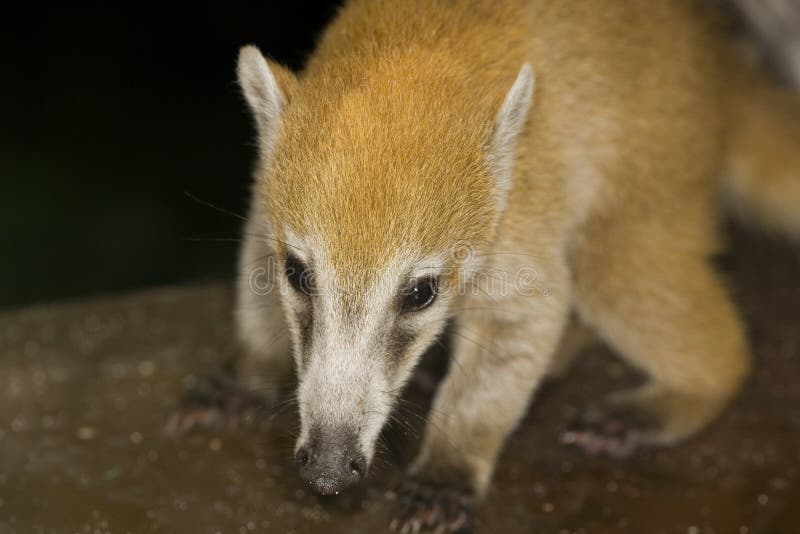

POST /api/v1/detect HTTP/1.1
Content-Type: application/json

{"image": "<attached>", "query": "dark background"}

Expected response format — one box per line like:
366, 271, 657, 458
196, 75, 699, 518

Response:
1, 2, 341, 308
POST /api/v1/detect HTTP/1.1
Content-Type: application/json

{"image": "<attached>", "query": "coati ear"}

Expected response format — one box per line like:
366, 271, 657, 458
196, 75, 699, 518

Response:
488, 64, 535, 212
237, 45, 298, 158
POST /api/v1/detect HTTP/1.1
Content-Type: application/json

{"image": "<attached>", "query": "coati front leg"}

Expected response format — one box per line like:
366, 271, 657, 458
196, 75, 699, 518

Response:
166, 200, 294, 434
393, 262, 571, 532
563, 213, 750, 457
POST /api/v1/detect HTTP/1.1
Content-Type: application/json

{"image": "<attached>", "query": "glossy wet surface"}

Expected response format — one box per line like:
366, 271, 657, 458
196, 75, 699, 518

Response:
2, 230, 799, 533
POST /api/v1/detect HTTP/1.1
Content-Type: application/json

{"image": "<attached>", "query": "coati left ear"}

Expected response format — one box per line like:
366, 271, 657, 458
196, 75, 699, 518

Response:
237, 45, 298, 159
488, 64, 535, 213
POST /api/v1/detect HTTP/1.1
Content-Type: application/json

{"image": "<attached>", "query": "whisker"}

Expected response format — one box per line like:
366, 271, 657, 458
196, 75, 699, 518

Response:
183, 236, 244, 244
184, 190, 248, 222
183, 191, 301, 251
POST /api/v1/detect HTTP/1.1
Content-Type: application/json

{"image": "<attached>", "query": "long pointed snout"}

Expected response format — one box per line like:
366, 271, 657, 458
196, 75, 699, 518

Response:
295, 426, 367, 495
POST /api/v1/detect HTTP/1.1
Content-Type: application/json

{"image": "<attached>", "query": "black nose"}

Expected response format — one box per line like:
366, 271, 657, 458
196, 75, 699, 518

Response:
296, 429, 367, 495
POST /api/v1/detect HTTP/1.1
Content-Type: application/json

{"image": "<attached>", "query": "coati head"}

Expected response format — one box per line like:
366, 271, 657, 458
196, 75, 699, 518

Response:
237, 45, 534, 495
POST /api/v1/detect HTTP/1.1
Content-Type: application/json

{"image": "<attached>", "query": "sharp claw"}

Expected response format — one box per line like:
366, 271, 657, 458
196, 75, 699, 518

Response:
423, 501, 440, 528
449, 509, 468, 532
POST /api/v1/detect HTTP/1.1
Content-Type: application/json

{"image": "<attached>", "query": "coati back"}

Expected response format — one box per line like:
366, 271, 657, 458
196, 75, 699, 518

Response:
220, 1, 799, 531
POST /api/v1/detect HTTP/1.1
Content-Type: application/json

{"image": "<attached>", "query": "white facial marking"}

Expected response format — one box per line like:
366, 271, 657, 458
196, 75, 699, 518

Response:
284, 240, 453, 466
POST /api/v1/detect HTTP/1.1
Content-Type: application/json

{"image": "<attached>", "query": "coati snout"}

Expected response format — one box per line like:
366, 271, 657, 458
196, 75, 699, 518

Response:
295, 426, 367, 495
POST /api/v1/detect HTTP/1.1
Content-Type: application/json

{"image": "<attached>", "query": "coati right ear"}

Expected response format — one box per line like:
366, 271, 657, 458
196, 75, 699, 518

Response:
237, 45, 298, 158
487, 64, 535, 214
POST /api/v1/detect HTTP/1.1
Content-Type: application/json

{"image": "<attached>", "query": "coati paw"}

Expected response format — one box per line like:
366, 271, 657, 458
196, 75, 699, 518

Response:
560, 400, 660, 458
164, 374, 272, 435
388, 479, 475, 534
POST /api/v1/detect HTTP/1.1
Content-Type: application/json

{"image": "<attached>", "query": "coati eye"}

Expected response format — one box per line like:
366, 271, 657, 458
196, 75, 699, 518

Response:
401, 277, 439, 313
285, 254, 316, 295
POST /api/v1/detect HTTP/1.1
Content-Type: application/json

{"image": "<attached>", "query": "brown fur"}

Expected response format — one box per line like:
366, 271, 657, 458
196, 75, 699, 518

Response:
235, 0, 800, 518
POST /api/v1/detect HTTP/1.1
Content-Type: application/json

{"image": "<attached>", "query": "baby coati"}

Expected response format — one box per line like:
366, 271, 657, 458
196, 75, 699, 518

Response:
180, 0, 800, 531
